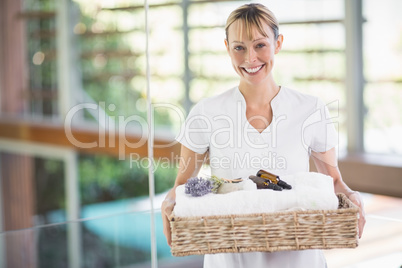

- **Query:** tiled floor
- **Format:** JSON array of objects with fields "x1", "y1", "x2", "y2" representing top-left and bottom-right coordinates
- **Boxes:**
[{"x1": 324, "y1": 193, "x2": 402, "y2": 268}]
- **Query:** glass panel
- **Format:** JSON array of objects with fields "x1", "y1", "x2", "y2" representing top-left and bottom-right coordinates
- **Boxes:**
[
  {"x1": 34, "y1": 157, "x2": 66, "y2": 225},
  {"x1": 78, "y1": 153, "x2": 176, "y2": 212},
  {"x1": 23, "y1": 0, "x2": 58, "y2": 118},
  {"x1": 0, "y1": 210, "x2": 203, "y2": 267},
  {"x1": 66, "y1": 0, "x2": 185, "y2": 150},
  {"x1": 363, "y1": 0, "x2": 402, "y2": 154},
  {"x1": 0, "y1": 152, "x2": 66, "y2": 230}
]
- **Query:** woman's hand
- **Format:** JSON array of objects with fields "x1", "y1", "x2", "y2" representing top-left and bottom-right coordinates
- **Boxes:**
[
  {"x1": 162, "y1": 197, "x2": 176, "y2": 246},
  {"x1": 348, "y1": 191, "x2": 366, "y2": 238}
]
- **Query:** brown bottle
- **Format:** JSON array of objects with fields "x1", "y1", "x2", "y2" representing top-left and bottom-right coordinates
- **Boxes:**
[
  {"x1": 256, "y1": 169, "x2": 279, "y2": 184},
  {"x1": 248, "y1": 175, "x2": 282, "y2": 191},
  {"x1": 256, "y1": 170, "x2": 292, "y2": 190}
]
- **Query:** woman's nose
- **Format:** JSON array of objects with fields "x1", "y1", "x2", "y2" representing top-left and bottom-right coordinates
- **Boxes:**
[{"x1": 245, "y1": 47, "x2": 257, "y2": 63}]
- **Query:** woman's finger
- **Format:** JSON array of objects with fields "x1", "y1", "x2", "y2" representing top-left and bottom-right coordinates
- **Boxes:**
[{"x1": 161, "y1": 199, "x2": 175, "y2": 246}]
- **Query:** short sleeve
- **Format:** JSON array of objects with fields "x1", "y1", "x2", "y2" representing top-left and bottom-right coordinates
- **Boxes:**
[
  {"x1": 303, "y1": 98, "x2": 338, "y2": 153},
  {"x1": 175, "y1": 100, "x2": 211, "y2": 154}
]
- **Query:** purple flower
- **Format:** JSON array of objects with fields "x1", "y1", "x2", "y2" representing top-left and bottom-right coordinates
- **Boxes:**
[{"x1": 185, "y1": 177, "x2": 213, "y2": 197}]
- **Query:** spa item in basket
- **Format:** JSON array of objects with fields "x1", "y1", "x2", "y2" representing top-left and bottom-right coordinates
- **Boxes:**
[
  {"x1": 217, "y1": 178, "x2": 247, "y2": 194},
  {"x1": 256, "y1": 169, "x2": 292, "y2": 189},
  {"x1": 222, "y1": 177, "x2": 243, "y2": 183},
  {"x1": 248, "y1": 175, "x2": 282, "y2": 191},
  {"x1": 184, "y1": 177, "x2": 213, "y2": 197},
  {"x1": 208, "y1": 175, "x2": 224, "y2": 193}
]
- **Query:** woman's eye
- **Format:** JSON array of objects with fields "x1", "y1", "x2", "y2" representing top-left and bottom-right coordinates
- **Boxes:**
[
  {"x1": 256, "y1": 43, "x2": 265, "y2": 48},
  {"x1": 234, "y1": 46, "x2": 244, "y2": 51}
]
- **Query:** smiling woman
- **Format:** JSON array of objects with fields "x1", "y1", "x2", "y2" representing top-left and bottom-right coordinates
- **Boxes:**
[{"x1": 161, "y1": 3, "x2": 366, "y2": 268}]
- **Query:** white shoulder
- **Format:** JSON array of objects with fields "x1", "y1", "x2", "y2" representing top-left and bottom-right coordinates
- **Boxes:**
[
  {"x1": 281, "y1": 87, "x2": 319, "y2": 108},
  {"x1": 189, "y1": 87, "x2": 237, "y2": 116}
]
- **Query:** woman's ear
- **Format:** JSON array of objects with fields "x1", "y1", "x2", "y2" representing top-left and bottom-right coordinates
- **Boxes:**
[
  {"x1": 274, "y1": 34, "x2": 284, "y2": 54},
  {"x1": 224, "y1": 38, "x2": 230, "y2": 53}
]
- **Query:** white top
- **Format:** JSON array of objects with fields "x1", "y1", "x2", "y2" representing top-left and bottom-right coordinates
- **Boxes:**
[{"x1": 176, "y1": 86, "x2": 337, "y2": 268}]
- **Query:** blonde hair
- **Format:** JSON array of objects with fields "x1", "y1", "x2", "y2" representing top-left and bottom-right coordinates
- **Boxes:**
[{"x1": 225, "y1": 3, "x2": 279, "y2": 41}]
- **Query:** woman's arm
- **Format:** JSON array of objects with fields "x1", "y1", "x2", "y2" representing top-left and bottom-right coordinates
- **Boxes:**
[
  {"x1": 311, "y1": 148, "x2": 366, "y2": 238},
  {"x1": 161, "y1": 144, "x2": 207, "y2": 246}
]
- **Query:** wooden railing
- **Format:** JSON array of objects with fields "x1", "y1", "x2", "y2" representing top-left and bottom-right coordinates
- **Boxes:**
[{"x1": 0, "y1": 117, "x2": 181, "y2": 159}]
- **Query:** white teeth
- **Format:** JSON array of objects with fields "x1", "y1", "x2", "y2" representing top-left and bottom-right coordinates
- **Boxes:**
[{"x1": 245, "y1": 65, "x2": 263, "y2": 73}]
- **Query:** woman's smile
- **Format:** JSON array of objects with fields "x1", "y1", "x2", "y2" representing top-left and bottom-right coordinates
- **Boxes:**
[{"x1": 243, "y1": 64, "x2": 265, "y2": 74}]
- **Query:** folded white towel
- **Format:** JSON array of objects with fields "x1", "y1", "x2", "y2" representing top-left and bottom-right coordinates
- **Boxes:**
[{"x1": 173, "y1": 172, "x2": 339, "y2": 217}]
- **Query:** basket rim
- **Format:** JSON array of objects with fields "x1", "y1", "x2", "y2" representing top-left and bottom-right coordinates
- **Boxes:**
[{"x1": 169, "y1": 193, "x2": 358, "y2": 222}]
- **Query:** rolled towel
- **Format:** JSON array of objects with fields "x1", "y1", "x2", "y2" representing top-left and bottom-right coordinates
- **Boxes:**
[{"x1": 173, "y1": 172, "x2": 339, "y2": 217}]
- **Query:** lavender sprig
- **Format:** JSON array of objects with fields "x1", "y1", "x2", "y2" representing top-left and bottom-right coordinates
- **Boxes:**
[{"x1": 185, "y1": 177, "x2": 213, "y2": 197}]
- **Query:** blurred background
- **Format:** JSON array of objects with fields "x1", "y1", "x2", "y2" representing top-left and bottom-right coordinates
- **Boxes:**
[{"x1": 0, "y1": 0, "x2": 401, "y2": 267}]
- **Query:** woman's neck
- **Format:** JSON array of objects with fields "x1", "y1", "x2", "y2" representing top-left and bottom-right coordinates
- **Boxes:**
[{"x1": 238, "y1": 78, "x2": 280, "y2": 106}]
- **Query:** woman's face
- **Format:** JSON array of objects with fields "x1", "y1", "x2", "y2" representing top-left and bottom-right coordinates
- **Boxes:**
[{"x1": 225, "y1": 20, "x2": 283, "y2": 87}]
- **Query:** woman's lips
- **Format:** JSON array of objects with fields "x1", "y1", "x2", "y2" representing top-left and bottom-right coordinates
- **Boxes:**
[{"x1": 243, "y1": 64, "x2": 264, "y2": 74}]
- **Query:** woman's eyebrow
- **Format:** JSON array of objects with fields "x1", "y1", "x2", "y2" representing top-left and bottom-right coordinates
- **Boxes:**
[{"x1": 232, "y1": 38, "x2": 266, "y2": 44}]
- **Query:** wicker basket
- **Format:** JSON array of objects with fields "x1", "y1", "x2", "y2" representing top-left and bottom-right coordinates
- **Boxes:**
[{"x1": 170, "y1": 193, "x2": 359, "y2": 257}]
